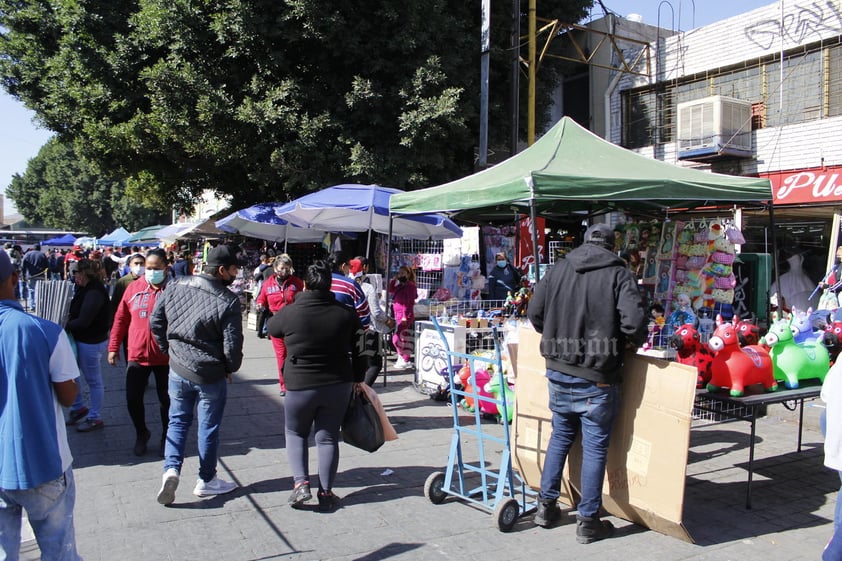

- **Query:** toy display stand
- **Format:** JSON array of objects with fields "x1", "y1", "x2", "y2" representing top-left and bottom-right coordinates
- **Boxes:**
[
  {"x1": 413, "y1": 320, "x2": 504, "y2": 398},
  {"x1": 422, "y1": 318, "x2": 536, "y2": 532}
]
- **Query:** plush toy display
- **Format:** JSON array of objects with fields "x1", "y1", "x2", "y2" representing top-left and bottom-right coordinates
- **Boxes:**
[
  {"x1": 669, "y1": 323, "x2": 714, "y2": 388},
  {"x1": 763, "y1": 317, "x2": 830, "y2": 389},
  {"x1": 707, "y1": 317, "x2": 777, "y2": 397},
  {"x1": 664, "y1": 293, "x2": 696, "y2": 340}
]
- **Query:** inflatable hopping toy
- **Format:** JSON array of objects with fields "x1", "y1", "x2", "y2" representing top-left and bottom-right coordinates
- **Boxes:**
[{"x1": 707, "y1": 317, "x2": 777, "y2": 397}]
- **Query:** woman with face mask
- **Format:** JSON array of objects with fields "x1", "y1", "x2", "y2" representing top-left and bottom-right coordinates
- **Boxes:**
[
  {"x1": 255, "y1": 254, "x2": 304, "y2": 395},
  {"x1": 486, "y1": 251, "x2": 522, "y2": 302},
  {"x1": 65, "y1": 258, "x2": 111, "y2": 432},
  {"x1": 107, "y1": 249, "x2": 171, "y2": 456}
]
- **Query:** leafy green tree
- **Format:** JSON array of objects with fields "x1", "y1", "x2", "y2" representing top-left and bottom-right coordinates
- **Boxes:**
[
  {"x1": 1, "y1": 0, "x2": 592, "y2": 212},
  {"x1": 7, "y1": 138, "x2": 167, "y2": 235}
]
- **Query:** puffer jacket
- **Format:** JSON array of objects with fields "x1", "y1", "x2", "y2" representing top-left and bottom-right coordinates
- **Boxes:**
[
  {"x1": 527, "y1": 242, "x2": 647, "y2": 384},
  {"x1": 150, "y1": 274, "x2": 243, "y2": 384}
]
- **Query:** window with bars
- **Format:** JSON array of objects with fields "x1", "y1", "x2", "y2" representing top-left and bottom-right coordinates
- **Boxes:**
[{"x1": 621, "y1": 40, "x2": 842, "y2": 147}]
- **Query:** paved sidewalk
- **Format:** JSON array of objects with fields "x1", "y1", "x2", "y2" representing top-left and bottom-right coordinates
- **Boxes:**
[{"x1": 20, "y1": 331, "x2": 840, "y2": 560}]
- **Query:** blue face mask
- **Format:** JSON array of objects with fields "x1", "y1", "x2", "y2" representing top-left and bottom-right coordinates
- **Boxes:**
[
  {"x1": 145, "y1": 269, "x2": 166, "y2": 285},
  {"x1": 497, "y1": 260, "x2": 507, "y2": 268}
]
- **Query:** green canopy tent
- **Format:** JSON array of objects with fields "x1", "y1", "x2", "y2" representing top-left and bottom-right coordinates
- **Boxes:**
[
  {"x1": 389, "y1": 116, "x2": 775, "y2": 281},
  {"x1": 126, "y1": 224, "x2": 168, "y2": 244},
  {"x1": 390, "y1": 116, "x2": 771, "y2": 215}
]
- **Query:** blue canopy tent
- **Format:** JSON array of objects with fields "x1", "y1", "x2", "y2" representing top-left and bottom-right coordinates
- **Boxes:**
[
  {"x1": 41, "y1": 233, "x2": 77, "y2": 246},
  {"x1": 272, "y1": 184, "x2": 462, "y2": 258},
  {"x1": 273, "y1": 184, "x2": 462, "y2": 240},
  {"x1": 97, "y1": 227, "x2": 131, "y2": 247},
  {"x1": 216, "y1": 204, "x2": 329, "y2": 243}
]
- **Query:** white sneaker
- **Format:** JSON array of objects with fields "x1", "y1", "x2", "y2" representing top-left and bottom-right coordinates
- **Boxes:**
[
  {"x1": 394, "y1": 358, "x2": 408, "y2": 369},
  {"x1": 157, "y1": 468, "x2": 179, "y2": 505},
  {"x1": 193, "y1": 476, "x2": 237, "y2": 497}
]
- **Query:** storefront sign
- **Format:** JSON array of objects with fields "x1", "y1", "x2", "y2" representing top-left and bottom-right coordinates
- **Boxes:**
[{"x1": 761, "y1": 166, "x2": 842, "y2": 205}]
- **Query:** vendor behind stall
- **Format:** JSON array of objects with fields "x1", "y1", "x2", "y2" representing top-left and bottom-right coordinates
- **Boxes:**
[{"x1": 487, "y1": 252, "x2": 521, "y2": 302}]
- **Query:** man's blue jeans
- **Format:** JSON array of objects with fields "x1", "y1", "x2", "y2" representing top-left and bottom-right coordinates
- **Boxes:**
[
  {"x1": 0, "y1": 468, "x2": 82, "y2": 561},
  {"x1": 26, "y1": 278, "x2": 40, "y2": 311},
  {"x1": 539, "y1": 375, "x2": 620, "y2": 518},
  {"x1": 164, "y1": 371, "x2": 228, "y2": 483}
]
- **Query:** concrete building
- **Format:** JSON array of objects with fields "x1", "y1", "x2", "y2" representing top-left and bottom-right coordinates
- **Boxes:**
[{"x1": 560, "y1": 0, "x2": 842, "y2": 289}]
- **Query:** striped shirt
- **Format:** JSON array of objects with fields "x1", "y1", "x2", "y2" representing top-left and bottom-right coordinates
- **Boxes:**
[{"x1": 330, "y1": 273, "x2": 371, "y2": 328}]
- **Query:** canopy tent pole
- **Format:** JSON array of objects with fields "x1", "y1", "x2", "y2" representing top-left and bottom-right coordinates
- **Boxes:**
[
  {"x1": 768, "y1": 201, "x2": 781, "y2": 318},
  {"x1": 529, "y1": 198, "x2": 541, "y2": 282},
  {"x1": 366, "y1": 230, "x2": 372, "y2": 259},
  {"x1": 382, "y1": 216, "x2": 395, "y2": 387}
]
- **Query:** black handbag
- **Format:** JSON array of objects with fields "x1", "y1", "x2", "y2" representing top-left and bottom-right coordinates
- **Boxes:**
[{"x1": 341, "y1": 388, "x2": 385, "y2": 452}]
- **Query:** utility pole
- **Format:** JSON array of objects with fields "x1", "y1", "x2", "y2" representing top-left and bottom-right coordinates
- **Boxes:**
[
  {"x1": 479, "y1": 0, "x2": 490, "y2": 168},
  {"x1": 510, "y1": 0, "x2": 520, "y2": 156},
  {"x1": 528, "y1": 0, "x2": 536, "y2": 145}
]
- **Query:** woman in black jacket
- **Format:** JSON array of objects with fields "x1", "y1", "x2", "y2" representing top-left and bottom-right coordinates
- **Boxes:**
[
  {"x1": 65, "y1": 258, "x2": 112, "y2": 432},
  {"x1": 267, "y1": 260, "x2": 364, "y2": 512}
]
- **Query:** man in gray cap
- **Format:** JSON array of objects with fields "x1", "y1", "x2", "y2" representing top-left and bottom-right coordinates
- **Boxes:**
[
  {"x1": 527, "y1": 222, "x2": 647, "y2": 543},
  {"x1": 150, "y1": 244, "x2": 244, "y2": 505}
]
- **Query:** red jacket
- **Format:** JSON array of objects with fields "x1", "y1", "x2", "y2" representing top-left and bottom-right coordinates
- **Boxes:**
[
  {"x1": 108, "y1": 276, "x2": 169, "y2": 365},
  {"x1": 256, "y1": 274, "x2": 303, "y2": 313}
]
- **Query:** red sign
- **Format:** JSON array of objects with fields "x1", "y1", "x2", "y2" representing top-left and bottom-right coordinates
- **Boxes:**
[
  {"x1": 517, "y1": 216, "x2": 545, "y2": 272},
  {"x1": 760, "y1": 166, "x2": 842, "y2": 205}
]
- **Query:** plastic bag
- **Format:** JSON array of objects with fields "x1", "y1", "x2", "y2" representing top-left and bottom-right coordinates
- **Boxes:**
[
  {"x1": 341, "y1": 386, "x2": 385, "y2": 452},
  {"x1": 360, "y1": 383, "x2": 398, "y2": 442}
]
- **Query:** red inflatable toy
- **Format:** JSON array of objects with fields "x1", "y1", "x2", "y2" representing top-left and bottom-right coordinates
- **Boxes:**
[
  {"x1": 669, "y1": 323, "x2": 714, "y2": 388},
  {"x1": 707, "y1": 317, "x2": 778, "y2": 397}
]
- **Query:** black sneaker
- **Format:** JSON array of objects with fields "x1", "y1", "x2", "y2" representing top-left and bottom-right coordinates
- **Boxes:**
[
  {"x1": 133, "y1": 429, "x2": 151, "y2": 456},
  {"x1": 288, "y1": 482, "x2": 312, "y2": 508},
  {"x1": 576, "y1": 515, "x2": 615, "y2": 544},
  {"x1": 317, "y1": 489, "x2": 340, "y2": 512},
  {"x1": 66, "y1": 406, "x2": 89, "y2": 426},
  {"x1": 534, "y1": 499, "x2": 561, "y2": 528}
]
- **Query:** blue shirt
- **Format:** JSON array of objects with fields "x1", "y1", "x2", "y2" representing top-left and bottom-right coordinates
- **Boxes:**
[{"x1": 0, "y1": 300, "x2": 80, "y2": 489}]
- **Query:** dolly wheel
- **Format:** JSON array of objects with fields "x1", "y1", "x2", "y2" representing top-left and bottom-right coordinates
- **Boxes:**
[
  {"x1": 495, "y1": 498, "x2": 520, "y2": 532},
  {"x1": 424, "y1": 471, "x2": 447, "y2": 504}
]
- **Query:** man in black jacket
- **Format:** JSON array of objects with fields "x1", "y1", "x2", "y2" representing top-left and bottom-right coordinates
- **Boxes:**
[
  {"x1": 21, "y1": 243, "x2": 49, "y2": 311},
  {"x1": 527, "y1": 223, "x2": 647, "y2": 543},
  {"x1": 151, "y1": 244, "x2": 244, "y2": 505}
]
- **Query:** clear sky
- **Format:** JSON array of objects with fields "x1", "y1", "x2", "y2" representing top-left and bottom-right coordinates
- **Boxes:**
[{"x1": 1, "y1": 0, "x2": 777, "y2": 219}]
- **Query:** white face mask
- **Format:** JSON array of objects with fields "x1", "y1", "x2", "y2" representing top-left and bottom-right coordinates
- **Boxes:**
[{"x1": 131, "y1": 264, "x2": 145, "y2": 277}]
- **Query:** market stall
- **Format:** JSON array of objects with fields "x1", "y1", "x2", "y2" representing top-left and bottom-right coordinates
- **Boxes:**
[{"x1": 390, "y1": 116, "x2": 775, "y2": 540}]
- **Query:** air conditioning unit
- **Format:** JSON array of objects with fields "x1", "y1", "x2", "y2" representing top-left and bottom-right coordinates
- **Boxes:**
[{"x1": 677, "y1": 96, "x2": 753, "y2": 161}]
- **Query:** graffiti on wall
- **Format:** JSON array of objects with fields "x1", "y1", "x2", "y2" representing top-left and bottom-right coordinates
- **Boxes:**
[{"x1": 744, "y1": 1, "x2": 842, "y2": 50}]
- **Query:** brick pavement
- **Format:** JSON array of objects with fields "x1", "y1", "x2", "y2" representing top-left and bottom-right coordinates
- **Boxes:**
[{"x1": 17, "y1": 331, "x2": 840, "y2": 561}]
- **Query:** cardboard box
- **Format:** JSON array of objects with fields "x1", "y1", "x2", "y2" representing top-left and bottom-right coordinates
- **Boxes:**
[{"x1": 513, "y1": 326, "x2": 696, "y2": 542}]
